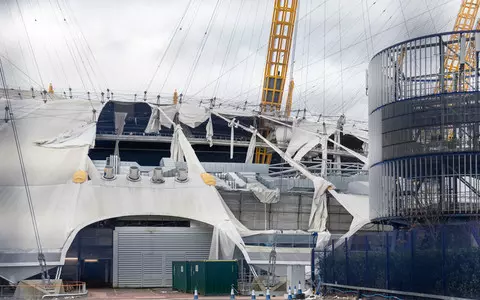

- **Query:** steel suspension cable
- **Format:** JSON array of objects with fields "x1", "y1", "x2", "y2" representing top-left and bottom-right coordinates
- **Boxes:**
[
  {"x1": 146, "y1": 0, "x2": 194, "y2": 92},
  {"x1": 183, "y1": 0, "x2": 221, "y2": 98},
  {"x1": 212, "y1": 0, "x2": 246, "y2": 97},
  {"x1": 0, "y1": 58, "x2": 49, "y2": 281},
  {"x1": 201, "y1": 0, "x2": 232, "y2": 99},
  {"x1": 15, "y1": 0, "x2": 45, "y2": 89},
  {"x1": 63, "y1": 0, "x2": 109, "y2": 90},
  {"x1": 159, "y1": 0, "x2": 201, "y2": 95}
]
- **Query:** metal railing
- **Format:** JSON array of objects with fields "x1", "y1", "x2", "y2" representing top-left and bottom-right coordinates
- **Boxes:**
[
  {"x1": 369, "y1": 30, "x2": 480, "y2": 113},
  {"x1": 0, "y1": 281, "x2": 87, "y2": 299}
]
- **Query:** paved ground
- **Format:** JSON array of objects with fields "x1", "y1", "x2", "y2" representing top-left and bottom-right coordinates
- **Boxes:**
[
  {"x1": 86, "y1": 289, "x2": 355, "y2": 300},
  {"x1": 87, "y1": 288, "x2": 280, "y2": 299}
]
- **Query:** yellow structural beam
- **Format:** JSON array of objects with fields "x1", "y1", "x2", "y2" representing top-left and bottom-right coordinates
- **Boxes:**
[
  {"x1": 260, "y1": 0, "x2": 298, "y2": 112},
  {"x1": 255, "y1": 0, "x2": 298, "y2": 164},
  {"x1": 439, "y1": 0, "x2": 480, "y2": 92}
]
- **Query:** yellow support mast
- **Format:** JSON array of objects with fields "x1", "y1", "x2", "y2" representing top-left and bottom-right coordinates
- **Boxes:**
[
  {"x1": 438, "y1": 0, "x2": 480, "y2": 93},
  {"x1": 256, "y1": 0, "x2": 298, "y2": 164},
  {"x1": 260, "y1": 0, "x2": 298, "y2": 113},
  {"x1": 284, "y1": 0, "x2": 300, "y2": 118}
]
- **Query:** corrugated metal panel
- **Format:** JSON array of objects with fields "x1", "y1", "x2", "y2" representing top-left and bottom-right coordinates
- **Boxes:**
[{"x1": 113, "y1": 227, "x2": 212, "y2": 288}]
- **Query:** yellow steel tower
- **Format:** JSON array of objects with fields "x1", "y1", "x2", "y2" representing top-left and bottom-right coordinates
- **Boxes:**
[
  {"x1": 256, "y1": 0, "x2": 298, "y2": 164},
  {"x1": 439, "y1": 0, "x2": 480, "y2": 92},
  {"x1": 260, "y1": 0, "x2": 298, "y2": 113}
]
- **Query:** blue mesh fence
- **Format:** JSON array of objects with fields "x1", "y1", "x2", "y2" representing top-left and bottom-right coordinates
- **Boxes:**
[{"x1": 316, "y1": 223, "x2": 480, "y2": 298}]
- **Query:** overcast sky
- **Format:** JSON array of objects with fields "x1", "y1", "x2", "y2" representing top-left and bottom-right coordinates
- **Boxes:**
[{"x1": 0, "y1": 0, "x2": 461, "y2": 120}]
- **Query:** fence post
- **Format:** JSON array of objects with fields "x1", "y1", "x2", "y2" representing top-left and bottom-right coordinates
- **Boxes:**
[
  {"x1": 385, "y1": 231, "x2": 390, "y2": 290},
  {"x1": 345, "y1": 237, "x2": 349, "y2": 285},
  {"x1": 365, "y1": 235, "x2": 369, "y2": 287},
  {"x1": 332, "y1": 240, "x2": 336, "y2": 284},
  {"x1": 442, "y1": 224, "x2": 446, "y2": 295},
  {"x1": 323, "y1": 246, "x2": 327, "y2": 283},
  {"x1": 410, "y1": 230, "x2": 415, "y2": 291},
  {"x1": 311, "y1": 248, "x2": 315, "y2": 290}
]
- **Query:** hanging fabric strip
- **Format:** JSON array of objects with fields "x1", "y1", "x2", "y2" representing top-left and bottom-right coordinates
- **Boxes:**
[
  {"x1": 170, "y1": 125, "x2": 185, "y2": 162},
  {"x1": 206, "y1": 114, "x2": 213, "y2": 147},
  {"x1": 228, "y1": 118, "x2": 236, "y2": 159},
  {"x1": 245, "y1": 129, "x2": 257, "y2": 163}
]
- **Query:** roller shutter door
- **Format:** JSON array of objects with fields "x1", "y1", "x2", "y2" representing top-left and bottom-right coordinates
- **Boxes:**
[{"x1": 113, "y1": 227, "x2": 212, "y2": 287}]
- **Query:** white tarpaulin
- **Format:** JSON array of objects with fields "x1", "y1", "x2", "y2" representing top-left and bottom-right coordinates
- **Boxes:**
[
  {"x1": 329, "y1": 190, "x2": 370, "y2": 232},
  {"x1": 293, "y1": 135, "x2": 322, "y2": 161},
  {"x1": 114, "y1": 112, "x2": 127, "y2": 135},
  {"x1": 308, "y1": 178, "x2": 331, "y2": 232},
  {"x1": 209, "y1": 224, "x2": 237, "y2": 260},
  {"x1": 275, "y1": 126, "x2": 292, "y2": 146},
  {"x1": 35, "y1": 122, "x2": 96, "y2": 149},
  {"x1": 316, "y1": 231, "x2": 331, "y2": 249},
  {"x1": 228, "y1": 118, "x2": 237, "y2": 159},
  {"x1": 212, "y1": 108, "x2": 255, "y2": 117},
  {"x1": 170, "y1": 125, "x2": 185, "y2": 163},
  {"x1": 0, "y1": 99, "x2": 101, "y2": 186},
  {"x1": 206, "y1": 115, "x2": 213, "y2": 147},
  {"x1": 347, "y1": 181, "x2": 369, "y2": 195},
  {"x1": 247, "y1": 182, "x2": 280, "y2": 204},
  {"x1": 285, "y1": 119, "x2": 335, "y2": 160},
  {"x1": 145, "y1": 104, "x2": 178, "y2": 132},
  {"x1": 245, "y1": 130, "x2": 257, "y2": 163},
  {"x1": 178, "y1": 103, "x2": 209, "y2": 128}
]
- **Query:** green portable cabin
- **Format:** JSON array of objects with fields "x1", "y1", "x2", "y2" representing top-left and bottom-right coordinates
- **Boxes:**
[
  {"x1": 172, "y1": 261, "x2": 191, "y2": 292},
  {"x1": 189, "y1": 260, "x2": 238, "y2": 296}
]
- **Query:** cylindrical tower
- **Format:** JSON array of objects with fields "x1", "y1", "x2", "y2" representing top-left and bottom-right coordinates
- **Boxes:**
[{"x1": 369, "y1": 30, "x2": 480, "y2": 223}]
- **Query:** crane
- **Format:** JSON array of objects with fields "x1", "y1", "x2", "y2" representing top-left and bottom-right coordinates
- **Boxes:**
[{"x1": 255, "y1": 0, "x2": 298, "y2": 164}]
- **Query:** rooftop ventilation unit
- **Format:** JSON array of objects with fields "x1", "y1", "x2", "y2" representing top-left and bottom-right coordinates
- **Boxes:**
[
  {"x1": 127, "y1": 166, "x2": 141, "y2": 182},
  {"x1": 103, "y1": 166, "x2": 116, "y2": 180},
  {"x1": 175, "y1": 167, "x2": 189, "y2": 183},
  {"x1": 151, "y1": 167, "x2": 165, "y2": 184}
]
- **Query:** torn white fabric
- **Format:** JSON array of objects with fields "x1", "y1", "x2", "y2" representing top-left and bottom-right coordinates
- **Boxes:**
[
  {"x1": 206, "y1": 115, "x2": 213, "y2": 147},
  {"x1": 347, "y1": 181, "x2": 369, "y2": 195},
  {"x1": 331, "y1": 218, "x2": 371, "y2": 250},
  {"x1": 114, "y1": 112, "x2": 127, "y2": 135},
  {"x1": 144, "y1": 106, "x2": 160, "y2": 133},
  {"x1": 209, "y1": 226, "x2": 236, "y2": 260},
  {"x1": 212, "y1": 108, "x2": 255, "y2": 117},
  {"x1": 316, "y1": 231, "x2": 331, "y2": 249},
  {"x1": 328, "y1": 190, "x2": 370, "y2": 250},
  {"x1": 285, "y1": 119, "x2": 335, "y2": 159},
  {"x1": 145, "y1": 105, "x2": 178, "y2": 132},
  {"x1": 178, "y1": 103, "x2": 209, "y2": 128},
  {"x1": 328, "y1": 190, "x2": 370, "y2": 229},
  {"x1": 228, "y1": 118, "x2": 237, "y2": 160},
  {"x1": 35, "y1": 122, "x2": 96, "y2": 149},
  {"x1": 293, "y1": 135, "x2": 322, "y2": 161},
  {"x1": 308, "y1": 178, "x2": 331, "y2": 232},
  {"x1": 245, "y1": 130, "x2": 257, "y2": 163},
  {"x1": 170, "y1": 125, "x2": 185, "y2": 163},
  {"x1": 0, "y1": 99, "x2": 101, "y2": 186},
  {"x1": 275, "y1": 126, "x2": 292, "y2": 146},
  {"x1": 247, "y1": 182, "x2": 280, "y2": 204}
]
